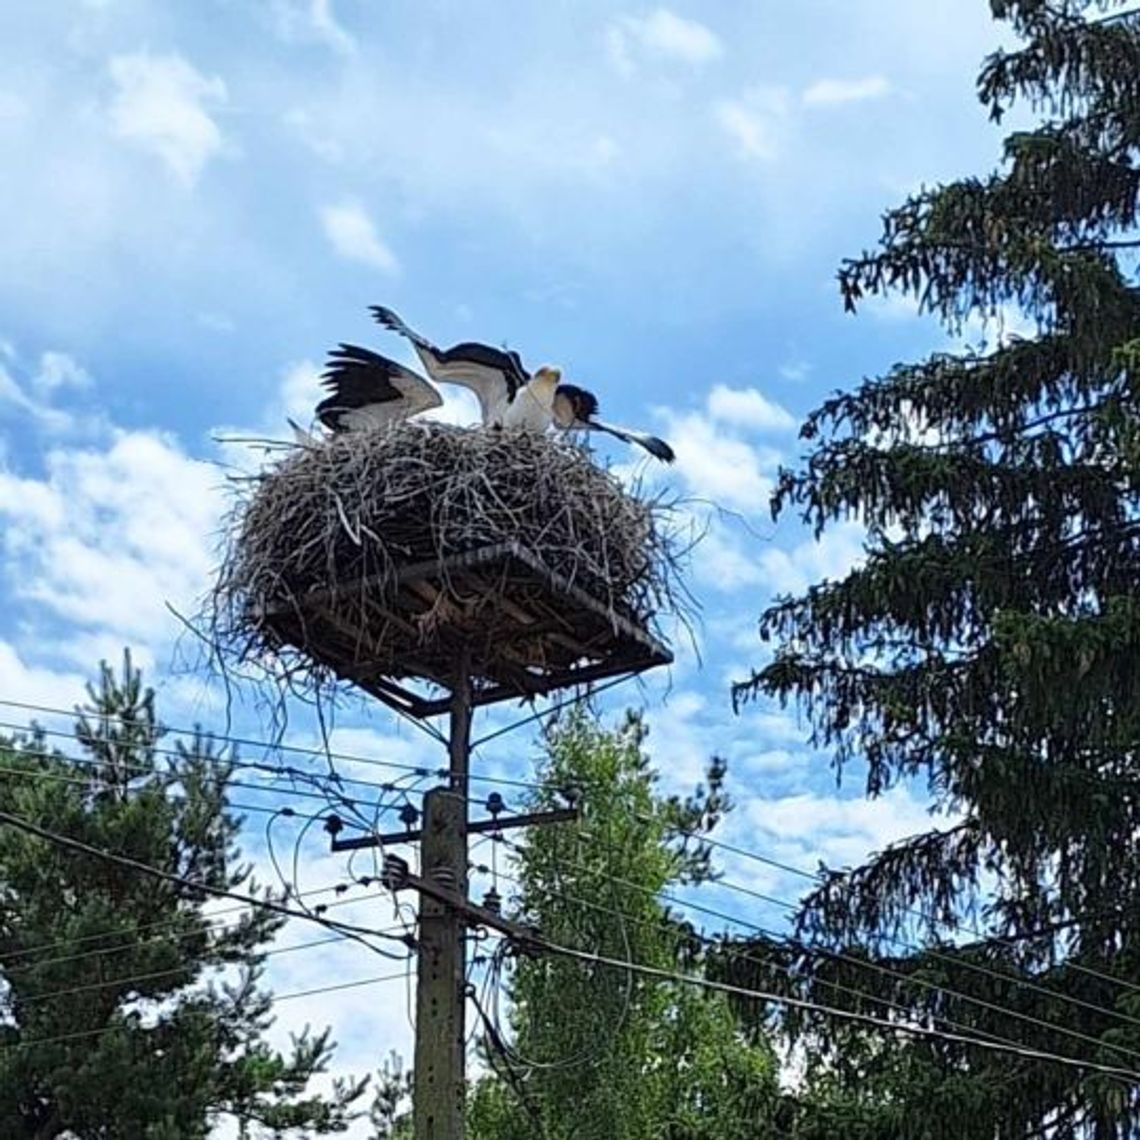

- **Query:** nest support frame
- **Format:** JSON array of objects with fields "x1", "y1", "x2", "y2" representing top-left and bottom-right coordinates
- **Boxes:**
[{"x1": 258, "y1": 541, "x2": 672, "y2": 719}]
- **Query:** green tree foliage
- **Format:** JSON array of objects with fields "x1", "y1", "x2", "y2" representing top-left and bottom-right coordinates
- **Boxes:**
[
  {"x1": 466, "y1": 711, "x2": 778, "y2": 1140},
  {"x1": 724, "y1": 2, "x2": 1140, "y2": 1136},
  {"x1": 0, "y1": 654, "x2": 366, "y2": 1138},
  {"x1": 369, "y1": 1052, "x2": 412, "y2": 1139}
]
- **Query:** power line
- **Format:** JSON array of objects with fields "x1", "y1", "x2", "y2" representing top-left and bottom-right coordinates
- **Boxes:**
[
  {"x1": 0, "y1": 753, "x2": 322, "y2": 822},
  {"x1": 634, "y1": 840, "x2": 1140, "y2": 1036},
  {"x1": 0, "y1": 757, "x2": 421, "y2": 967},
  {"x1": 0, "y1": 770, "x2": 417, "y2": 972},
  {"x1": 0, "y1": 699, "x2": 581, "y2": 850},
  {"x1": 0, "y1": 696, "x2": 551, "y2": 792},
  {"x1": 24, "y1": 715, "x2": 1121, "y2": 1062},
  {"x1": 0, "y1": 717, "x2": 443, "y2": 811},
  {"x1": 0, "y1": 875, "x2": 367, "y2": 969},
  {"x1": 0, "y1": 968, "x2": 411, "y2": 1053},
  {"x1": 496, "y1": 833, "x2": 1140, "y2": 1045},
  {"x1": 668, "y1": 820, "x2": 1140, "y2": 998},
  {"x1": 17, "y1": 693, "x2": 1140, "y2": 1073},
  {"x1": 481, "y1": 866, "x2": 1011, "y2": 1064},
  {"x1": 469, "y1": 671, "x2": 637, "y2": 750},
  {"x1": 2, "y1": 883, "x2": 386, "y2": 974},
  {"x1": 484, "y1": 855, "x2": 1140, "y2": 1069},
  {"x1": 0, "y1": 810, "x2": 412, "y2": 957},
  {"x1": 8, "y1": 926, "x2": 410, "y2": 1007},
  {"x1": 534, "y1": 937, "x2": 1140, "y2": 1085}
]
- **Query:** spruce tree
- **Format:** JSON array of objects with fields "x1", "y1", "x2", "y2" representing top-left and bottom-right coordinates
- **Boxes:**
[
  {"x1": 0, "y1": 655, "x2": 367, "y2": 1138},
  {"x1": 727, "y1": 3, "x2": 1140, "y2": 1136}
]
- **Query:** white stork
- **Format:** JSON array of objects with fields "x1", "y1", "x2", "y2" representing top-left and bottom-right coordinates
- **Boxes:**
[
  {"x1": 370, "y1": 306, "x2": 675, "y2": 462},
  {"x1": 313, "y1": 343, "x2": 442, "y2": 433},
  {"x1": 552, "y1": 383, "x2": 676, "y2": 463}
]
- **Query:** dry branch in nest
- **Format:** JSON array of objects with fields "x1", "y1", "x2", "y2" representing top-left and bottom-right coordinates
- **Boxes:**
[{"x1": 209, "y1": 422, "x2": 688, "y2": 714}]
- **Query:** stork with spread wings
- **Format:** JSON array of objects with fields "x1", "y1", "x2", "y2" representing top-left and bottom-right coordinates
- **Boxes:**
[
  {"x1": 314, "y1": 344, "x2": 441, "y2": 432},
  {"x1": 371, "y1": 305, "x2": 674, "y2": 461},
  {"x1": 298, "y1": 307, "x2": 674, "y2": 463}
]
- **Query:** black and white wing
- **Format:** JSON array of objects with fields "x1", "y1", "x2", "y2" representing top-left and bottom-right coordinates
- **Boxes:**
[
  {"x1": 316, "y1": 344, "x2": 442, "y2": 433},
  {"x1": 553, "y1": 383, "x2": 675, "y2": 463},
  {"x1": 370, "y1": 305, "x2": 529, "y2": 426}
]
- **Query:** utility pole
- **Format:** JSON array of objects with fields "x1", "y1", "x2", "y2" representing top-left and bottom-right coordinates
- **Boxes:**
[
  {"x1": 412, "y1": 786, "x2": 467, "y2": 1140},
  {"x1": 327, "y1": 667, "x2": 577, "y2": 1140},
  {"x1": 413, "y1": 663, "x2": 471, "y2": 1140}
]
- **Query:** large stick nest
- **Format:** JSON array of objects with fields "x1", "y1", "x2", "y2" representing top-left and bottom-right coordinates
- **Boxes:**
[{"x1": 209, "y1": 422, "x2": 687, "y2": 706}]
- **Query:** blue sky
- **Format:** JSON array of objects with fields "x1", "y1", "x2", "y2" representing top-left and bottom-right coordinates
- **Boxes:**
[{"x1": 0, "y1": 1, "x2": 1023, "y2": 1131}]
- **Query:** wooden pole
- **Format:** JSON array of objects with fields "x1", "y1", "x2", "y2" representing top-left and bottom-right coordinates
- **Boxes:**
[
  {"x1": 413, "y1": 669, "x2": 472, "y2": 1140},
  {"x1": 448, "y1": 656, "x2": 472, "y2": 798}
]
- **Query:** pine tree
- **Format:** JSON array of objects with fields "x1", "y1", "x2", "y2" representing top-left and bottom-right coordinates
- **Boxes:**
[
  {"x1": 727, "y1": 3, "x2": 1140, "y2": 1136},
  {"x1": 0, "y1": 654, "x2": 367, "y2": 1138}
]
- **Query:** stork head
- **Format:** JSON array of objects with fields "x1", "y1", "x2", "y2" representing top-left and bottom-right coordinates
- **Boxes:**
[{"x1": 532, "y1": 365, "x2": 562, "y2": 390}]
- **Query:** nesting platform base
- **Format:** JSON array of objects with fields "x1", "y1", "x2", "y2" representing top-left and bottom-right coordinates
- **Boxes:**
[{"x1": 260, "y1": 541, "x2": 672, "y2": 718}]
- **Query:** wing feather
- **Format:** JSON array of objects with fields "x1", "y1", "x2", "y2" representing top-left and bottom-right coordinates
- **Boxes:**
[
  {"x1": 316, "y1": 344, "x2": 442, "y2": 432},
  {"x1": 371, "y1": 305, "x2": 528, "y2": 425}
]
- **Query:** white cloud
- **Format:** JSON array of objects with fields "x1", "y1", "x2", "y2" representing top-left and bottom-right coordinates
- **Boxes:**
[
  {"x1": 959, "y1": 305, "x2": 1039, "y2": 349},
  {"x1": 32, "y1": 351, "x2": 92, "y2": 395},
  {"x1": 757, "y1": 522, "x2": 866, "y2": 596},
  {"x1": 0, "y1": 91, "x2": 27, "y2": 124},
  {"x1": 309, "y1": 0, "x2": 355, "y2": 54},
  {"x1": 690, "y1": 519, "x2": 766, "y2": 593},
  {"x1": 107, "y1": 51, "x2": 228, "y2": 186},
  {"x1": 655, "y1": 385, "x2": 790, "y2": 515},
  {"x1": 645, "y1": 690, "x2": 716, "y2": 789},
  {"x1": 423, "y1": 383, "x2": 482, "y2": 428},
  {"x1": 272, "y1": 0, "x2": 356, "y2": 55},
  {"x1": 0, "y1": 359, "x2": 84, "y2": 435},
  {"x1": 0, "y1": 364, "x2": 35, "y2": 414},
  {"x1": 864, "y1": 291, "x2": 926, "y2": 322},
  {"x1": 715, "y1": 86, "x2": 790, "y2": 162},
  {"x1": 0, "y1": 430, "x2": 222, "y2": 648},
  {"x1": 604, "y1": 25, "x2": 636, "y2": 78},
  {"x1": 275, "y1": 359, "x2": 325, "y2": 428},
  {"x1": 802, "y1": 75, "x2": 891, "y2": 107},
  {"x1": 739, "y1": 783, "x2": 940, "y2": 872},
  {"x1": 196, "y1": 312, "x2": 236, "y2": 334},
  {"x1": 0, "y1": 642, "x2": 88, "y2": 712},
  {"x1": 319, "y1": 201, "x2": 400, "y2": 274},
  {"x1": 663, "y1": 410, "x2": 775, "y2": 512},
  {"x1": 212, "y1": 359, "x2": 325, "y2": 469},
  {"x1": 707, "y1": 385, "x2": 796, "y2": 432},
  {"x1": 607, "y1": 9, "x2": 723, "y2": 74},
  {"x1": 592, "y1": 134, "x2": 621, "y2": 167}
]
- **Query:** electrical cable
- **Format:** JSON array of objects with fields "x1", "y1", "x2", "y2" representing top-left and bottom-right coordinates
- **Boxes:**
[
  {"x1": 0, "y1": 719, "x2": 443, "y2": 815},
  {"x1": 15, "y1": 693, "x2": 1140, "y2": 1079},
  {"x1": 469, "y1": 671, "x2": 637, "y2": 750},
  {"x1": 0, "y1": 810, "x2": 413, "y2": 958},
  {"x1": 0, "y1": 696, "x2": 551, "y2": 791},
  {"x1": 0, "y1": 968, "x2": 412, "y2": 1053},
  {"x1": 657, "y1": 818, "x2": 1140, "y2": 999},
  {"x1": 531, "y1": 936, "x2": 1140, "y2": 1085},
  {"x1": 8, "y1": 925, "x2": 411, "y2": 1007},
  {"x1": 494, "y1": 835, "x2": 1140, "y2": 1064},
  {"x1": 0, "y1": 875, "x2": 372, "y2": 969},
  {"x1": 2, "y1": 883, "x2": 385, "y2": 974},
  {"x1": 469, "y1": 976, "x2": 548, "y2": 1136},
  {"x1": 487, "y1": 858, "x2": 1140, "y2": 1071},
  {"x1": 0, "y1": 754, "x2": 317, "y2": 821}
]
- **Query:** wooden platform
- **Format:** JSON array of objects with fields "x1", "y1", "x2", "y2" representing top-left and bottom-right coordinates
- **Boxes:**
[{"x1": 259, "y1": 542, "x2": 672, "y2": 718}]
